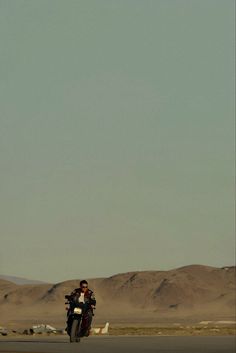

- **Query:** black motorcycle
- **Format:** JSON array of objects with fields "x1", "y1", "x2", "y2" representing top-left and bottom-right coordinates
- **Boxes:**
[{"x1": 65, "y1": 294, "x2": 91, "y2": 343}]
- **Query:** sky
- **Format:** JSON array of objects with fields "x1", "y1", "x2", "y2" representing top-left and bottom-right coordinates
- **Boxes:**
[{"x1": 0, "y1": 0, "x2": 235, "y2": 283}]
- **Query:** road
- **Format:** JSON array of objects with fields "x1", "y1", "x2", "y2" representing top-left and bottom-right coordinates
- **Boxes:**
[{"x1": 0, "y1": 335, "x2": 235, "y2": 353}]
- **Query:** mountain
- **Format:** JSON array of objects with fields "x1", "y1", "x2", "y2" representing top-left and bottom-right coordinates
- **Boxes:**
[
  {"x1": 0, "y1": 265, "x2": 235, "y2": 328},
  {"x1": 0, "y1": 275, "x2": 48, "y2": 285}
]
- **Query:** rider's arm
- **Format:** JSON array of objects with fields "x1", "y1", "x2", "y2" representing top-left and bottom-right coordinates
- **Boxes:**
[{"x1": 90, "y1": 291, "x2": 96, "y2": 307}]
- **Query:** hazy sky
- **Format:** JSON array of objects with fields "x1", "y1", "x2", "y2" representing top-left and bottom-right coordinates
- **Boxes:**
[{"x1": 0, "y1": 0, "x2": 235, "y2": 282}]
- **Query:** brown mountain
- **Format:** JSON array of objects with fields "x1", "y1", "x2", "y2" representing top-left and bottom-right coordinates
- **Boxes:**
[{"x1": 0, "y1": 265, "x2": 235, "y2": 328}]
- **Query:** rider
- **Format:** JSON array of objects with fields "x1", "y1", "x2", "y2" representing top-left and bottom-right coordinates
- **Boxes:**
[{"x1": 68, "y1": 280, "x2": 96, "y2": 336}]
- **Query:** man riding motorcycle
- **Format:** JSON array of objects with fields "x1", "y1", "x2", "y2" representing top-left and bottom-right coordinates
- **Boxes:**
[{"x1": 66, "y1": 280, "x2": 96, "y2": 337}]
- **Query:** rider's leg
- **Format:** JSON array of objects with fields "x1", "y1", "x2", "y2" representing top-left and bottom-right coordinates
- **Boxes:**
[{"x1": 85, "y1": 310, "x2": 93, "y2": 336}]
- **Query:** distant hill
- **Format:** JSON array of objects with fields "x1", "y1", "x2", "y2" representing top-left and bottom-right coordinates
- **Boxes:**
[
  {"x1": 0, "y1": 275, "x2": 48, "y2": 285},
  {"x1": 0, "y1": 265, "x2": 235, "y2": 328}
]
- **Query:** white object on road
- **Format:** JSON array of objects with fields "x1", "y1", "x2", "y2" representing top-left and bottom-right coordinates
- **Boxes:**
[
  {"x1": 31, "y1": 324, "x2": 57, "y2": 334},
  {"x1": 91, "y1": 322, "x2": 109, "y2": 335}
]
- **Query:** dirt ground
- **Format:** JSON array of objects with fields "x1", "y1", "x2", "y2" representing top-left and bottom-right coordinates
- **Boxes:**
[
  {"x1": 109, "y1": 325, "x2": 236, "y2": 336},
  {"x1": 2, "y1": 323, "x2": 235, "y2": 337}
]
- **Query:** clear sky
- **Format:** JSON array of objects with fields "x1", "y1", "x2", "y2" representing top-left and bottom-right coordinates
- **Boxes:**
[{"x1": 0, "y1": 0, "x2": 235, "y2": 282}]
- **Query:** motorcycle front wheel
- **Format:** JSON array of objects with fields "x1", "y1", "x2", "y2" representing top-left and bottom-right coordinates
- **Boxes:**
[{"x1": 70, "y1": 318, "x2": 82, "y2": 343}]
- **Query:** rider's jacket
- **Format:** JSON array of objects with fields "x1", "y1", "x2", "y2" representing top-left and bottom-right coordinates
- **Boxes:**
[{"x1": 70, "y1": 288, "x2": 96, "y2": 308}]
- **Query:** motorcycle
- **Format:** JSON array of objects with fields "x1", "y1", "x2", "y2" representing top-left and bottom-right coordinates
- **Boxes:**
[{"x1": 65, "y1": 294, "x2": 92, "y2": 343}]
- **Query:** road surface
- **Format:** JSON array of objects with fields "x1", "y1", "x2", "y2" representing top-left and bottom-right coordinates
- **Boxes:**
[{"x1": 0, "y1": 335, "x2": 235, "y2": 353}]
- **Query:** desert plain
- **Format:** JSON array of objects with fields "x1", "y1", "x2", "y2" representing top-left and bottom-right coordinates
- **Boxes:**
[{"x1": 0, "y1": 265, "x2": 235, "y2": 335}]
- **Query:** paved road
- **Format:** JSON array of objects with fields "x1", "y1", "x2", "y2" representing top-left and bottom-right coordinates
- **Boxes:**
[{"x1": 0, "y1": 336, "x2": 235, "y2": 353}]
